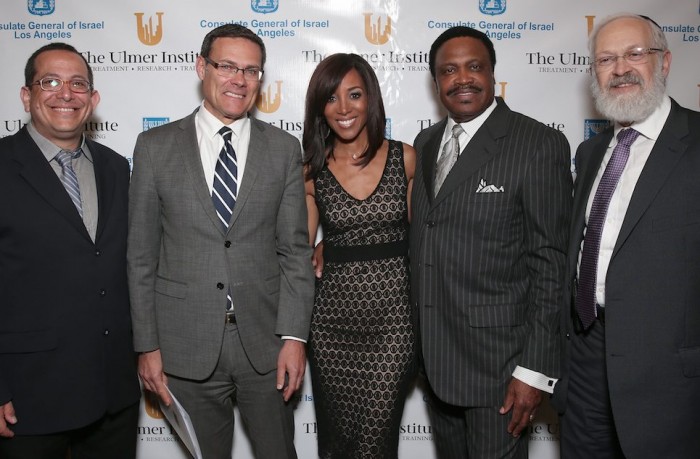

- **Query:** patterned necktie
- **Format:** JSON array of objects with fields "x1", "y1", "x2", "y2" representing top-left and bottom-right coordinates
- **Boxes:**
[
  {"x1": 212, "y1": 127, "x2": 238, "y2": 230},
  {"x1": 55, "y1": 148, "x2": 83, "y2": 217},
  {"x1": 576, "y1": 128, "x2": 640, "y2": 329},
  {"x1": 434, "y1": 123, "x2": 464, "y2": 196}
]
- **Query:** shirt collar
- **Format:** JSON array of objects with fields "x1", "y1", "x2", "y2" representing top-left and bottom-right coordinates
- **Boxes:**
[
  {"x1": 27, "y1": 121, "x2": 90, "y2": 162},
  {"x1": 444, "y1": 97, "x2": 498, "y2": 143},
  {"x1": 196, "y1": 101, "x2": 249, "y2": 140}
]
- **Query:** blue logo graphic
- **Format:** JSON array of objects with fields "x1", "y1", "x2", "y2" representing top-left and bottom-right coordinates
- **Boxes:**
[
  {"x1": 143, "y1": 117, "x2": 170, "y2": 131},
  {"x1": 28, "y1": 0, "x2": 55, "y2": 16},
  {"x1": 251, "y1": 0, "x2": 278, "y2": 14},
  {"x1": 384, "y1": 118, "x2": 392, "y2": 139},
  {"x1": 584, "y1": 119, "x2": 611, "y2": 140},
  {"x1": 479, "y1": 0, "x2": 506, "y2": 16}
]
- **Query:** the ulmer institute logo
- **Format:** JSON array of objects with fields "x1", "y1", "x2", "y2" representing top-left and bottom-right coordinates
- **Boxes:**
[
  {"x1": 251, "y1": 0, "x2": 279, "y2": 14},
  {"x1": 257, "y1": 81, "x2": 282, "y2": 113},
  {"x1": 479, "y1": 0, "x2": 506, "y2": 16},
  {"x1": 135, "y1": 12, "x2": 164, "y2": 46},
  {"x1": 364, "y1": 13, "x2": 391, "y2": 45},
  {"x1": 28, "y1": 0, "x2": 55, "y2": 16}
]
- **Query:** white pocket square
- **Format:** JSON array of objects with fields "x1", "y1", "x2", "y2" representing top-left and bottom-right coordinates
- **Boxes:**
[{"x1": 476, "y1": 178, "x2": 504, "y2": 193}]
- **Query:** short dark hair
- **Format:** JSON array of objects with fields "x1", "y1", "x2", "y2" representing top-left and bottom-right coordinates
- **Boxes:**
[
  {"x1": 302, "y1": 53, "x2": 386, "y2": 179},
  {"x1": 24, "y1": 42, "x2": 94, "y2": 87},
  {"x1": 429, "y1": 26, "x2": 496, "y2": 79},
  {"x1": 200, "y1": 24, "x2": 266, "y2": 68}
]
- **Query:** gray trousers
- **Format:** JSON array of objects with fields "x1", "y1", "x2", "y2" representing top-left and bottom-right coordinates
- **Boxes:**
[{"x1": 168, "y1": 324, "x2": 296, "y2": 459}]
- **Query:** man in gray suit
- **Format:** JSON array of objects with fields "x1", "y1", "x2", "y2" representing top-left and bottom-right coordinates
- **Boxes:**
[
  {"x1": 552, "y1": 14, "x2": 700, "y2": 459},
  {"x1": 128, "y1": 24, "x2": 314, "y2": 459},
  {"x1": 410, "y1": 27, "x2": 571, "y2": 457}
]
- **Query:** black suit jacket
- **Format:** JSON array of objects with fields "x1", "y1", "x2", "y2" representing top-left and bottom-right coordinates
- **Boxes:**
[
  {"x1": 0, "y1": 126, "x2": 140, "y2": 435},
  {"x1": 552, "y1": 99, "x2": 700, "y2": 458},
  {"x1": 410, "y1": 98, "x2": 572, "y2": 406}
]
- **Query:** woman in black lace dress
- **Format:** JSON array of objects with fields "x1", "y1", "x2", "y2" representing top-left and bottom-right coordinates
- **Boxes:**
[{"x1": 302, "y1": 53, "x2": 417, "y2": 458}]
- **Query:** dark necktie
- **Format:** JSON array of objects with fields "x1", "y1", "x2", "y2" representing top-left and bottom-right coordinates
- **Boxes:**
[
  {"x1": 434, "y1": 124, "x2": 465, "y2": 196},
  {"x1": 212, "y1": 127, "x2": 238, "y2": 230},
  {"x1": 55, "y1": 148, "x2": 83, "y2": 217},
  {"x1": 212, "y1": 127, "x2": 238, "y2": 312},
  {"x1": 576, "y1": 128, "x2": 640, "y2": 329}
]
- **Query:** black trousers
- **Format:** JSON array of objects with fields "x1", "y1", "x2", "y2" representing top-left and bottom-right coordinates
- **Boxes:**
[
  {"x1": 0, "y1": 402, "x2": 139, "y2": 459},
  {"x1": 560, "y1": 318, "x2": 625, "y2": 459}
]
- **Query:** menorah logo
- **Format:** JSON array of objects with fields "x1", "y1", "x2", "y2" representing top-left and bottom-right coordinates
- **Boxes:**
[
  {"x1": 135, "y1": 12, "x2": 164, "y2": 46},
  {"x1": 257, "y1": 81, "x2": 283, "y2": 113},
  {"x1": 364, "y1": 13, "x2": 392, "y2": 45}
]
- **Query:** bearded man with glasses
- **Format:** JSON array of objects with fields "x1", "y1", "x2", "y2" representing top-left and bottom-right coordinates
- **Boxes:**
[
  {"x1": 552, "y1": 13, "x2": 700, "y2": 459},
  {"x1": 0, "y1": 42, "x2": 140, "y2": 459}
]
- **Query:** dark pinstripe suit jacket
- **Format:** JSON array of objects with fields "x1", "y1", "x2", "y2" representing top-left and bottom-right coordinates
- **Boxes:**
[{"x1": 410, "y1": 97, "x2": 572, "y2": 407}]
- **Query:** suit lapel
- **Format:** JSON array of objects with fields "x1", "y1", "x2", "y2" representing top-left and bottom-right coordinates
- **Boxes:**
[
  {"x1": 231, "y1": 118, "x2": 264, "y2": 227},
  {"x1": 432, "y1": 99, "x2": 508, "y2": 208},
  {"x1": 612, "y1": 102, "x2": 689, "y2": 256},
  {"x1": 14, "y1": 128, "x2": 91, "y2": 240},
  {"x1": 421, "y1": 119, "x2": 446, "y2": 202},
  {"x1": 177, "y1": 112, "x2": 225, "y2": 233},
  {"x1": 90, "y1": 140, "x2": 115, "y2": 243},
  {"x1": 568, "y1": 130, "x2": 612, "y2": 269}
]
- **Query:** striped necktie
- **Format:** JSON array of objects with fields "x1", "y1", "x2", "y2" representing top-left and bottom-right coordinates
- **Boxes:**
[
  {"x1": 212, "y1": 127, "x2": 238, "y2": 312},
  {"x1": 55, "y1": 148, "x2": 83, "y2": 217},
  {"x1": 212, "y1": 127, "x2": 238, "y2": 230}
]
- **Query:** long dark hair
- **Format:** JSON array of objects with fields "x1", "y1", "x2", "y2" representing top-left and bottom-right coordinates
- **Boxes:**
[{"x1": 303, "y1": 53, "x2": 386, "y2": 180}]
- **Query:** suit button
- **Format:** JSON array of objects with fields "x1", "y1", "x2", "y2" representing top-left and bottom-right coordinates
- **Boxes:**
[
  {"x1": 95, "y1": 249, "x2": 101, "y2": 256},
  {"x1": 217, "y1": 282, "x2": 224, "y2": 289},
  {"x1": 104, "y1": 329, "x2": 109, "y2": 335},
  {"x1": 225, "y1": 241, "x2": 231, "y2": 248},
  {"x1": 99, "y1": 289, "x2": 106, "y2": 296},
  {"x1": 426, "y1": 221, "x2": 435, "y2": 228}
]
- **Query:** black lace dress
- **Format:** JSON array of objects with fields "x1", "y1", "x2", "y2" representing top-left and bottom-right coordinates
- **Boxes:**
[{"x1": 309, "y1": 140, "x2": 416, "y2": 458}]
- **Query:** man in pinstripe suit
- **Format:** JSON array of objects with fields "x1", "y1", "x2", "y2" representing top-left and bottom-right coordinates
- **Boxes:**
[{"x1": 410, "y1": 27, "x2": 572, "y2": 458}]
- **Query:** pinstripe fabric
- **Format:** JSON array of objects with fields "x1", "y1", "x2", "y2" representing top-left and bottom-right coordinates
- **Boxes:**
[{"x1": 410, "y1": 98, "x2": 572, "y2": 411}]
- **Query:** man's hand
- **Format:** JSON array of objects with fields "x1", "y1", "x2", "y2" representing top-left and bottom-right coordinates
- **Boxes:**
[
  {"x1": 138, "y1": 349, "x2": 172, "y2": 406},
  {"x1": 312, "y1": 242, "x2": 324, "y2": 279},
  {"x1": 276, "y1": 340, "x2": 306, "y2": 402},
  {"x1": 0, "y1": 401, "x2": 17, "y2": 438},
  {"x1": 499, "y1": 378, "x2": 542, "y2": 437}
]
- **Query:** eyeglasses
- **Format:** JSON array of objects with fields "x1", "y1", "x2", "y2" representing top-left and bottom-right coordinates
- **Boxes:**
[
  {"x1": 203, "y1": 57, "x2": 263, "y2": 81},
  {"x1": 593, "y1": 47, "x2": 664, "y2": 69},
  {"x1": 31, "y1": 77, "x2": 93, "y2": 94}
]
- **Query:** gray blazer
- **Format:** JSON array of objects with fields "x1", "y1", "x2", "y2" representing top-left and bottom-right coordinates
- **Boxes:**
[
  {"x1": 410, "y1": 98, "x2": 572, "y2": 407},
  {"x1": 128, "y1": 110, "x2": 314, "y2": 380}
]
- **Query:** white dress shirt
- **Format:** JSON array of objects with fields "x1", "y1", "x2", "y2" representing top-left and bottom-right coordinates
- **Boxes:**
[{"x1": 579, "y1": 95, "x2": 672, "y2": 307}]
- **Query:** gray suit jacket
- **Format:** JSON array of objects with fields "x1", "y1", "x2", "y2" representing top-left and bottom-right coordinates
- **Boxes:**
[
  {"x1": 410, "y1": 98, "x2": 572, "y2": 407},
  {"x1": 128, "y1": 110, "x2": 314, "y2": 379},
  {"x1": 552, "y1": 99, "x2": 700, "y2": 458}
]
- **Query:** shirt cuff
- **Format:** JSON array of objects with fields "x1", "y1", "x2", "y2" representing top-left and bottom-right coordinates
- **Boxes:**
[
  {"x1": 512, "y1": 366, "x2": 557, "y2": 394},
  {"x1": 281, "y1": 335, "x2": 307, "y2": 344}
]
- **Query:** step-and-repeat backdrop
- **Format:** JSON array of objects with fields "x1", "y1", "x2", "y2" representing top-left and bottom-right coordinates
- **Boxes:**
[{"x1": 2, "y1": 1, "x2": 698, "y2": 458}]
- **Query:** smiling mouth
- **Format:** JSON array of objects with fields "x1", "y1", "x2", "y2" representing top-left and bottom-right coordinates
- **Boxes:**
[
  {"x1": 337, "y1": 118, "x2": 356, "y2": 128},
  {"x1": 224, "y1": 91, "x2": 245, "y2": 99}
]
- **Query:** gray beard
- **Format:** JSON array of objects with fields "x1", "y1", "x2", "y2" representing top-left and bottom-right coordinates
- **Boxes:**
[{"x1": 591, "y1": 67, "x2": 665, "y2": 124}]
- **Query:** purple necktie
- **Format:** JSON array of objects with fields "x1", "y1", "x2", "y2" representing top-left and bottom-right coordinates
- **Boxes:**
[{"x1": 576, "y1": 128, "x2": 640, "y2": 329}]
